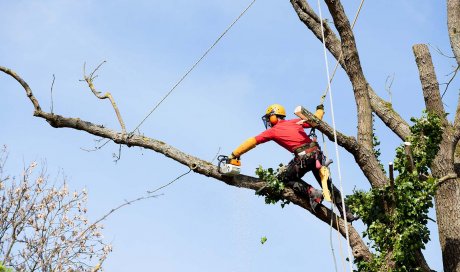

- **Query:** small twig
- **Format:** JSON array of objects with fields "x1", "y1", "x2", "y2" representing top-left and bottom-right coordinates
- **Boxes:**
[
  {"x1": 385, "y1": 73, "x2": 395, "y2": 104},
  {"x1": 89, "y1": 61, "x2": 107, "y2": 80},
  {"x1": 210, "y1": 147, "x2": 221, "y2": 164},
  {"x1": 112, "y1": 145, "x2": 122, "y2": 163},
  {"x1": 78, "y1": 194, "x2": 160, "y2": 243},
  {"x1": 147, "y1": 169, "x2": 192, "y2": 194},
  {"x1": 80, "y1": 139, "x2": 111, "y2": 152},
  {"x1": 428, "y1": 44, "x2": 456, "y2": 59},
  {"x1": 441, "y1": 64, "x2": 460, "y2": 98},
  {"x1": 50, "y1": 74, "x2": 55, "y2": 114},
  {"x1": 76, "y1": 172, "x2": 196, "y2": 251}
]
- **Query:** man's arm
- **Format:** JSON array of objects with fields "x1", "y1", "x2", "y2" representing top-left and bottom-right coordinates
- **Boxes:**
[{"x1": 231, "y1": 137, "x2": 257, "y2": 158}]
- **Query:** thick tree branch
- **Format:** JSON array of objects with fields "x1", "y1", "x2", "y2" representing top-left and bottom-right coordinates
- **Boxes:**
[
  {"x1": 368, "y1": 87, "x2": 411, "y2": 141},
  {"x1": 0, "y1": 66, "x2": 372, "y2": 262},
  {"x1": 448, "y1": 0, "x2": 460, "y2": 66},
  {"x1": 323, "y1": 0, "x2": 373, "y2": 150},
  {"x1": 412, "y1": 45, "x2": 448, "y2": 125},
  {"x1": 289, "y1": 1, "x2": 411, "y2": 142},
  {"x1": 0, "y1": 66, "x2": 41, "y2": 112},
  {"x1": 290, "y1": 0, "x2": 344, "y2": 67}
]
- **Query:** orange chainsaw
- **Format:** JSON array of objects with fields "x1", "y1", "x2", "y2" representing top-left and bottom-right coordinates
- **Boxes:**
[{"x1": 217, "y1": 155, "x2": 241, "y2": 176}]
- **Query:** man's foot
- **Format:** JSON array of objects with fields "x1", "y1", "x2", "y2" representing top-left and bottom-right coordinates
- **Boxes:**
[
  {"x1": 307, "y1": 187, "x2": 323, "y2": 211},
  {"x1": 340, "y1": 211, "x2": 359, "y2": 222}
]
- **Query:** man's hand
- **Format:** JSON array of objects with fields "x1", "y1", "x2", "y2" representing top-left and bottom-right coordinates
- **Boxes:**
[
  {"x1": 296, "y1": 120, "x2": 306, "y2": 125},
  {"x1": 228, "y1": 153, "x2": 238, "y2": 160}
]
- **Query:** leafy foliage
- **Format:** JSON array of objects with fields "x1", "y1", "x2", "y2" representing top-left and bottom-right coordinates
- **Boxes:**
[
  {"x1": 0, "y1": 262, "x2": 13, "y2": 272},
  {"x1": 255, "y1": 165, "x2": 290, "y2": 208},
  {"x1": 347, "y1": 111, "x2": 443, "y2": 272}
]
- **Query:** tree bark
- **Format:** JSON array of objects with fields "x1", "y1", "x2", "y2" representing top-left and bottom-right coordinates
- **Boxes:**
[
  {"x1": 448, "y1": 0, "x2": 460, "y2": 66},
  {"x1": 413, "y1": 44, "x2": 447, "y2": 124},
  {"x1": 323, "y1": 0, "x2": 373, "y2": 150},
  {"x1": 413, "y1": 44, "x2": 460, "y2": 272}
]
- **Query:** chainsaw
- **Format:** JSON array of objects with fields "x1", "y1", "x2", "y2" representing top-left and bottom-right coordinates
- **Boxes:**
[{"x1": 217, "y1": 155, "x2": 241, "y2": 176}]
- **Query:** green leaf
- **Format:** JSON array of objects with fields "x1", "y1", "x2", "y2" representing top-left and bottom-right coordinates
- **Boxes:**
[{"x1": 260, "y1": 236, "x2": 267, "y2": 245}]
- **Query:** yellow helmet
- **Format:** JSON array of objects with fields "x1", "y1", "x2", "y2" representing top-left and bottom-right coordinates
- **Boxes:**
[
  {"x1": 262, "y1": 104, "x2": 286, "y2": 128},
  {"x1": 265, "y1": 104, "x2": 286, "y2": 117}
]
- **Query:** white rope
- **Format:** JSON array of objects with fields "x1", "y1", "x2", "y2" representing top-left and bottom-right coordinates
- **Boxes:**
[
  {"x1": 321, "y1": 134, "x2": 340, "y2": 272},
  {"x1": 316, "y1": 1, "x2": 354, "y2": 271},
  {"x1": 131, "y1": 0, "x2": 257, "y2": 134},
  {"x1": 319, "y1": 0, "x2": 365, "y2": 105}
]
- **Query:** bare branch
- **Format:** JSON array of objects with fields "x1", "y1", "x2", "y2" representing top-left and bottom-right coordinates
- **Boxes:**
[
  {"x1": 80, "y1": 139, "x2": 112, "y2": 152},
  {"x1": 50, "y1": 74, "x2": 55, "y2": 114},
  {"x1": 146, "y1": 169, "x2": 191, "y2": 194},
  {"x1": 428, "y1": 43, "x2": 456, "y2": 59},
  {"x1": 412, "y1": 44, "x2": 448, "y2": 126},
  {"x1": 83, "y1": 62, "x2": 127, "y2": 134},
  {"x1": 385, "y1": 73, "x2": 395, "y2": 104},
  {"x1": 290, "y1": 0, "x2": 344, "y2": 67},
  {"x1": 323, "y1": 0, "x2": 373, "y2": 149},
  {"x1": 0, "y1": 66, "x2": 41, "y2": 112},
  {"x1": 441, "y1": 64, "x2": 460, "y2": 98}
]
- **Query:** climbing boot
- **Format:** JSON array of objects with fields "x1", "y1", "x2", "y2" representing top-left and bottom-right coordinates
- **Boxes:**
[
  {"x1": 339, "y1": 209, "x2": 359, "y2": 223},
  {"x1": 307, "y1": 186, "x2": 323, "y2": 211}
]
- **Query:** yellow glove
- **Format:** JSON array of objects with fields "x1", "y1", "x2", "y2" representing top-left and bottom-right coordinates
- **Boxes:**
[
  {"x1": 232, "y1": 137, "x2": 257, "y2": 157},
  {"x1": 314, "y1": 104, "x2": 325, "y2": 121}
]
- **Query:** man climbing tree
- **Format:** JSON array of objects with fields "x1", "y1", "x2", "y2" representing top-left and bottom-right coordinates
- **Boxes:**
[
  {"x1": 1, "y1": 0, "x2": 460, "y2": 271},
  {"x1": 229, "y1": 103, "x2": 357, "y2": 221}
]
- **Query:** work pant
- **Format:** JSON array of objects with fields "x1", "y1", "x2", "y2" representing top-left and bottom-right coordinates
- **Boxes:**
[{"x1": 280, "y1": 150, "x2": 351, "y2": 215}]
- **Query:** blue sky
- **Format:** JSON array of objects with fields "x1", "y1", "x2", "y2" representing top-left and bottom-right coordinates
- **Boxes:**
[{"x1": 1, "y1": 1, "x2": 456, "y2": 271}]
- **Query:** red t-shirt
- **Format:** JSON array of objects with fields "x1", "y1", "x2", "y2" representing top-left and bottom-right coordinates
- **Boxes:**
[{"x1": 254, "y1": 119, "x2": 312, "y2": 153}]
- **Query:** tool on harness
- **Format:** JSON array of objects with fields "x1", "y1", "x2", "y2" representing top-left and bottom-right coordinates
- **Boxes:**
[
  {"x1": 217, "y1": 155, "x2": 241, "y2": 176},
  {"x1": 309, "y1": 128, "x2": 318, "y2": 142},
  {"x1": 319, "y1": 166, "x2": 332, "y2": 202}
]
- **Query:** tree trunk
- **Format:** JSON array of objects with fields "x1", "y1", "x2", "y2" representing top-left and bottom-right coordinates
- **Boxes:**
[
  {"x1": 413, "y1": 43, "x2": 460, "y2": 272},
  {"x1": 448, "y1": 0, "x2": 460, "y2": 66}
]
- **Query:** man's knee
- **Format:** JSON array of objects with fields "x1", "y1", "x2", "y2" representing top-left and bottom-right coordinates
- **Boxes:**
[{"x1": 285, "y1": 180, "x2": 308, "y2": 194}]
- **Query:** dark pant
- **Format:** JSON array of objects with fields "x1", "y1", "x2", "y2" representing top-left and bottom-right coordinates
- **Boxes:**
[{"x1": 281, "y1": 150, "x2": 350, "y2": 215}]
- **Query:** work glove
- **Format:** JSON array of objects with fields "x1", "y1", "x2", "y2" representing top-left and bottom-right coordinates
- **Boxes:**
[{"x1": 316, "y1": 104, "x2": 324, "y2": 110}]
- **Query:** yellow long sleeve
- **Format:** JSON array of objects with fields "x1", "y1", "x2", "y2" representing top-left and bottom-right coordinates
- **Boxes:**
[{"x1": 232, "y1": 137, "x2": 257, "y2": 157}]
